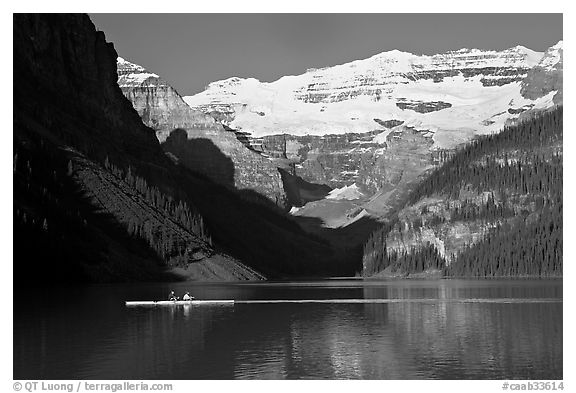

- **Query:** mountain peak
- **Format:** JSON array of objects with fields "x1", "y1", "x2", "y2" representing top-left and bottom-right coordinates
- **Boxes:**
[
  {"x1": 511, "y1": 45, "x2": 530, "y2": 51},
  {"x1": 505, "y1": 45, "x2": 545, "y2": 67},
  {"x1": 205, "y1": 76, "x2": 262, "y2": 90},
  {"x1": 378, "y1": 48, "x2": 414, "y2": 57},
  {"x1": 116, "y1": 56, "x2": 160, "y2": 87}
]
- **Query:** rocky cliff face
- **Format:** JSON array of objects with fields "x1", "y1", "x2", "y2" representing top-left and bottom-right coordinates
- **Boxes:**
[
  {"x1": 14, "y1": 14, "x2": 163, "y2": 167},
  {"x1": 117, "y1": 57, "x2": 222, "y2": 142},
  {"x1": 247, "y1": 125, "x2": 435, "y2": 195},
  {"x1": 383, "y1": 194, "x2": 500, "y2": 263},
  {"x1": 116, "y1": 58, "x2": 287, "y2": 206},
  {"x1": 521, "y1": 41, "x2": 563, "y2": 104}
]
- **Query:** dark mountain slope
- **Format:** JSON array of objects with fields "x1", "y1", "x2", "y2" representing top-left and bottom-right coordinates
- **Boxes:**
[
  {"x1": 14, "y1": 132, "x2": 166, "y2": 284},
  {"x1": 13, "y1": 14, "x2": 352, "y2": 283},
  {"x1": 14, "y1": 14, "x2": 161, "y2": 167}
]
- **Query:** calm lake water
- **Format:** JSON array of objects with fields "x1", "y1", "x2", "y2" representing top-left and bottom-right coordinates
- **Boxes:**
[{"x1": 14, "y1": 279, "x2": 562, "y2": 380}]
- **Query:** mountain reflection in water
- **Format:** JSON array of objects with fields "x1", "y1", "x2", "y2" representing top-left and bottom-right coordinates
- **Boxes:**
[{"x1": 14, "y1": 279, "x2": 562, "y2": 379}]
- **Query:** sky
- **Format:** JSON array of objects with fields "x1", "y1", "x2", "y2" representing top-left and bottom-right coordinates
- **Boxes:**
[{"x1": 90, "y1": 14, "x2": 563, "y2": 96}]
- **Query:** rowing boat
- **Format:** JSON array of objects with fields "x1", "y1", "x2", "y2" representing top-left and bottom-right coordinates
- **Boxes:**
[
  {"x1": 125, "y1": 300, "x2": 234, "y2": 306},
  {"x1": 126, "y1": 298, "x2": 562, "y2": 306}
]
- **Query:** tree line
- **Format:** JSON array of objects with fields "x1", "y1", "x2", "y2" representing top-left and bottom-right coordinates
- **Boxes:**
[
  {"x1": 98, "y1": 157, "x2": 213, "y2": 264},
  {"x1": 409, "y1": 107, "x2": 562, "y2": 203}
]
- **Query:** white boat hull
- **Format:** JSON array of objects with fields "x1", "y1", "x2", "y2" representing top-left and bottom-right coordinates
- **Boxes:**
[{"x1": 126, "y1": 300, "x2": 234, "y2": 306}]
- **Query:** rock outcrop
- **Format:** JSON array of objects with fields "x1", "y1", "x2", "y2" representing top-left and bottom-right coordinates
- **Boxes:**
[
  {"x1": 521, "y1": 41, "x2": 563, "y2": 104},
  {"x1": 116, "y1": 57, "x2": 288, "y2": 206},
  {"x1": 117, "y1": 57, "x2": 223, "y2": 142},
  {"x1": 236, "y1": 124, "x2": 434, "y2": 198}
]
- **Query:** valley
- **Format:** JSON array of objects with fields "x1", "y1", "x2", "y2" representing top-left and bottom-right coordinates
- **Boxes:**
[{"x1": 13, "y1": 13, "x2": 563, "y2": 283}]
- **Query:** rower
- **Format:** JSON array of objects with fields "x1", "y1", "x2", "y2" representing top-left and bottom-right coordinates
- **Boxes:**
[
  {"x1": 182, "y1": 291, "x2": 195, "y2": 301},
  {"x1": 169, "y1": 290, "x2": 178, "y2": 301}
]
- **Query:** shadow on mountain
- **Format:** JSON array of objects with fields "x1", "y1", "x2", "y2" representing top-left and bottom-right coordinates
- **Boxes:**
[
  {"x1": 290, "y1": 206, "x2": 382, "y2": 267},
  {"x1": 153, "y1": 133, "x2": 362, "y2": 277},
  {"x1": 162, "y1": 129, "x2": 235, "y2": 189},
  {"x1": 278, "y1": 168, "x2": 332, "y2": 207},
  {"x1": 13, "y1": 131, "x2": 180, "y2": 287},
  {"x1": 12, "y1": 13, "x2": 371, "y2": 281},
  {"x1": 160, "y1": 130, "x2": 380, "y2": 276},
  {"x1": 301, "y1": 214, "x2": 382, "y2": 249}
]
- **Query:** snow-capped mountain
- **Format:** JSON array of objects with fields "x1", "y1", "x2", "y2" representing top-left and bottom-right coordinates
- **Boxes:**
[
  {"x1": 117, "y1": 42, "x2": 562, "y2": 227},
  {"x1": 184, "y1": 43, "x2": 562, "y2": 149}
]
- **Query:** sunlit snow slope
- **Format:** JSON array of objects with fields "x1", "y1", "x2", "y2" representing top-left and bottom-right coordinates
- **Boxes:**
[{"x1": 184, "y1": 43, "x2": 562, "y2": 149}]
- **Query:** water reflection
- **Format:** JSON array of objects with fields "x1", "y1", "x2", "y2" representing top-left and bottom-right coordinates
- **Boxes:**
[
  {"x1": 362, "y1": 282, "x2": 562, "y2": 379},
  {"x1": 14, "y1": 280, "x2": 562, "y2": 379}
]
